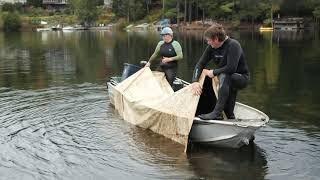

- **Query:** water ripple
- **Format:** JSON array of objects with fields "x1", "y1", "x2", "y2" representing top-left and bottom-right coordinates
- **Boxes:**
[
  {"x1": 0, "y1": 84, "x2": 195, "y2": 179},
  {"x1": 1, "y1": 83, "x2": 320, "y2": 179}
]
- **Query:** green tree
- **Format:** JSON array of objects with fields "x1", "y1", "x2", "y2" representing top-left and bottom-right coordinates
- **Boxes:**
[
  {"x1": 219, "y1": 1, "x2": 235, "y2": 20},
  {"x1": 280, "y1": 0, "x2": 313, "y2": 16},
  {"x1": 1, "y1": 2, "x2": 25, "y2": 13},
  {"x1": 112, "y1": 0, "x2": 147, "y2": 22},
  {"x1": 198, "y1": 0, "x2": 211, "y2": 21},
  {"x1": 112, "y1": 0, "x2": 128, "y2": 18},
  {"x1": 129, "y1": 0, "x2": 147, "y2": 21},
  {"x1": 97, "y1": 0, "x2": 105, "y2": 6},
  {"x1": 13, "y1": 3, "x2": 24, "y2": 13},
  {"x1": 1, "y1": 3, "x2": 15, "y2": 12},
  {"x1": 163, "y1": 0, "x2": 178, "y2": 19},
  {"x1": 313, "y1": 7, "x2": 320, "y2": 24},
  {"x1": 108, "y1": 0, "x2": 320, "y2": 25},
  {"x1": 303, "y1": 0, "x2": 320, "y2": 24},
  {"x1": 70, "y1": 0, "x2": 99, "y2": 26},
  {"x1": 238, "y1": 0, "x2": 271, "y2": 25},
  {"x1": 2, "y1": 12, "x2": 22, "y2": 32},
  {"x1": 27, "y1": 0, "x2": 42, "y2": 7}
]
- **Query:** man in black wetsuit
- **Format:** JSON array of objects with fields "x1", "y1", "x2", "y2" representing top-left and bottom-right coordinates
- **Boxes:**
[{"x1": 191, "y1": 23, "x2": 250, "y2": 120}]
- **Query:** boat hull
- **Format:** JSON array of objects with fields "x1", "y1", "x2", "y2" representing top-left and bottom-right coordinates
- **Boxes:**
[{"x1": 189, "y1": 119, "x2": 258, "y2": 148}]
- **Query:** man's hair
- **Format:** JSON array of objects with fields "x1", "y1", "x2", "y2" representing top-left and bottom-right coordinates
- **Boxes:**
[{"x1": 204, "y1": 23, "x2": 226, "y2": 42}]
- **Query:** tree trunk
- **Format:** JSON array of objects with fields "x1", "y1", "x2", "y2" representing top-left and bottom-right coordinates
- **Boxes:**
[
  {"x1": 271, "y1": 5, "x2": 273, "y2": 28},
  {"x1": 184, "y1": 0, "x2": 187, "y2": 24},
  {"x1": 146, "y1": 1, "x2": 149, "y2": 14},
  {"x1": 251, "y1": 16, "x2": 254, "y2": 29},
  {"x1": 188, "y1": 1, "x2": 192, "y2": 24},
  {"x1": 162, "y1": 0, "x2": 165, "y2": 19},
  {"x1": 177, "y1": 0, "x2": 180, "y2": 24},
  {"x1": 195, "y1": 0, "x2": 198, "y2": 20},
  {"x1": 127, "y1": 1, "x2": 130, "y2": 22},
  {"x1": 202, "y1": 9, "x2": 205, "y2": 25}
]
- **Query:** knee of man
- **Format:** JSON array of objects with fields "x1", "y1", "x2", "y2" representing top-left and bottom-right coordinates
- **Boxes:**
[
  {"x1": 230, "y1": 73, "x2": 248, "y2": 89},
  {"x1": 218, "y1": 73, "x2": 230, "y2": 83},
  {"x1": 218, "y1": 73, "x2": 226, "y2": 80}
]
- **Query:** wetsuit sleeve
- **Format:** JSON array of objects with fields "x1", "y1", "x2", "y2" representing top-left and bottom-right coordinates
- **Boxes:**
[
  {"x1": 171, "y1": 41, "x2": 183, "y2": 61},
  {"x1": 212, "y1": 41, "x2": 241, "y2": 75},
  {"x1": 148, "y1": 41, "x2": 164, "y2": 63},
  {"x1": 192, "y1": 45, "x2": 212, "y2": 82}
]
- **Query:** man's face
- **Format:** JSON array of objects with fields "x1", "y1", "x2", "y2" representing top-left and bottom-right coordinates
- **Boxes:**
[{"x1": 206, "y1": 37, "x2": 220, "y2": 48}]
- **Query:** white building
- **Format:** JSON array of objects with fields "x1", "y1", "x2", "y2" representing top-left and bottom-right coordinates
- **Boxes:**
[
  {"x1": 42, "y1": 0, "x2": 68, "y2": 5},
  {"x1": 42, "y1": 0, "x2": 68, "y2": 10}
]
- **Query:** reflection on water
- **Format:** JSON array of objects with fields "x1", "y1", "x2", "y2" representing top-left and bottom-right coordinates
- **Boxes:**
[
  {"x1": 0, "y1": 31, "x2": 111, "y2": 89},
  {"x1": 0, "y1": 30, "x2": 320, "y2": 179},
  {"x1": 187, "y1": 144, "x2": 268, "y2": 180}
]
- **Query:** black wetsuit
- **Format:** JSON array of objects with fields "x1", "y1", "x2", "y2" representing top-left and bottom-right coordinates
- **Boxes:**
[
  {"x1": 149, "y1": 40, "x2": 183, "y2": 86},
  {"x1": 158, "y1": 41, "x2": 178, "y2": 86},
  {"x1": 192, "y1": 38, "x2": 250, "y2": 118}
]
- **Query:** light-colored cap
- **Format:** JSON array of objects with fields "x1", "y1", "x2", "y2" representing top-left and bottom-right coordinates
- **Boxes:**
[{"x1": 160, "y1": 27, "x2": 173, "y2": 35}]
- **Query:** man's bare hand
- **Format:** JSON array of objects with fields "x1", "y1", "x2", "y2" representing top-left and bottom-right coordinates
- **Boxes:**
[
  {"x1": 191, "y1": 82, "x2": 202, "y2": 96},
  {"x1": 203, "y1": 69, "x2": 214, "y2": 78}
]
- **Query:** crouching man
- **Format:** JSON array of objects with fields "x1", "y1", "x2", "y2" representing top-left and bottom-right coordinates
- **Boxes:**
[{"x1": 191, "y1": 23, "x2": 250, "y2": 120}]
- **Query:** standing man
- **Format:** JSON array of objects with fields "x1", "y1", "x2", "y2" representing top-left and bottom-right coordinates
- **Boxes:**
[{"x1": 191, "y1": 23, "x2": 250, "y2": 120}]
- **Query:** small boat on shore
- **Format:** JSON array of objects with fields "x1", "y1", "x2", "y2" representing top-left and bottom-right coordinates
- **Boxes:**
[
  {"x1": 36, "y1": 28, "x2": 51, "y2": 32},
  {"x1": 107, "y1": 63, "x2": 269, "y2": 148},
  {"x1": 51, "y1": 25, "x2": 62, "y2": 31},
  {"x1": 62, "y1": 26, "x2": 75, "y2": 32},
  {"x1": 259, "y1": 26, "x2": 274, "y2": 32}
]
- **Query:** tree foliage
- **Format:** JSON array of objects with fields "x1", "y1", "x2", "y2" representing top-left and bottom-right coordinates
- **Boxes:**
[
  {"x1": 112, "y1": 0, "x2": 147, "y2": 22},
  {"x1": 2, "y1": 3, "x2": 15, "y2": 12},
  {"x1": 313, "y1": 7, "x2": 320, "y2": 19},
  {"x1": 109, "y1": 0, "x2": 320, "y2": 24},
  {"x1": 13, "y1": 0, "x2": 320, "y2": 25},
  {"x1": 69, "y1": 0, "x2": 99, "y2": 26},
  {"x1": 2, "y1": 12, "x2": 22, "y2": 32},
  {"x1": 1, "y1": 3, "x2": 24, "y2": 13},
  {"x1": 27, "y1": 0, "x2": 42, "y2": 7}
]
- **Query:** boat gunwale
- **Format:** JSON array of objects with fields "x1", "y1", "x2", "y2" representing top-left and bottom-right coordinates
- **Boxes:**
[{"x1": 193, "y1": 118, "x2": 267, "y2": 128}]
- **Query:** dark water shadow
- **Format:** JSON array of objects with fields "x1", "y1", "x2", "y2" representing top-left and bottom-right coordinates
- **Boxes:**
[{"x1": 186, "y1": 143, "x2": 268, "y2": 180}]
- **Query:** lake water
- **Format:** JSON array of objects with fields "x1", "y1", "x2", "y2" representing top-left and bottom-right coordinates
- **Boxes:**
[{"x1": 0, "y1": 29, "x2": 319, "y2": 179}]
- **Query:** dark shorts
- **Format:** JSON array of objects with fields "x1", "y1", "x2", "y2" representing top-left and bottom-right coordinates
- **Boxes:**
[{"x1": 156, "y1": 61, "x2": 178, "y2": 86}]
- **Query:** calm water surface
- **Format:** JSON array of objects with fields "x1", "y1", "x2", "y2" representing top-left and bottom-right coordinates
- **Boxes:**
[{"x1": 0, "y1": 30, "x2": 319, "y2": 179}]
